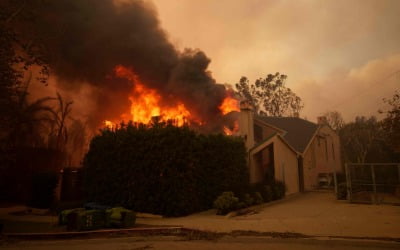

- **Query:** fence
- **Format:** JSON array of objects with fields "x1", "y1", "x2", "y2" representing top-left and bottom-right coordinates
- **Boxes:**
[{"x1": 345, "y1": 163, "x2": 400, "y2": 205}]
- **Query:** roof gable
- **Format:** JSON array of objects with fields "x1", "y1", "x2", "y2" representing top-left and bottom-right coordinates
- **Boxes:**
[{"x1": 254, "y1": 115, "x2": 319, "y2": 153}]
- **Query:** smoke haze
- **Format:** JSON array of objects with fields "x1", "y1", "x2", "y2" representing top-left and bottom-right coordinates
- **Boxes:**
[{"x1": 29, "y1": 0, "x2": 227, "y2": 128}]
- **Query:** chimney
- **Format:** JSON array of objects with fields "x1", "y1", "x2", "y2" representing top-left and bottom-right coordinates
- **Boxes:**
[
  {"x1": 317, "y1": 116, "x2": 328, "y2": 125},
  {"x1": 238, "y1": 100, "x2": 255, "y2": 150}
]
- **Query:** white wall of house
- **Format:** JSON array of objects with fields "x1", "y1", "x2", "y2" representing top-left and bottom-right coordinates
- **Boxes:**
[
  {"x1": 250, "y1": 136, "x2": 299, "y2": 195},
  {"x1": 272, "y1": 137, "x2": 299, "y2": 195}
]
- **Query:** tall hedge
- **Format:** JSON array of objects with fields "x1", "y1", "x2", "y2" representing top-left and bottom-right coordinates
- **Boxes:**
[{"x1": 83, "y1": 122, "x2": 248, "y2": 216}]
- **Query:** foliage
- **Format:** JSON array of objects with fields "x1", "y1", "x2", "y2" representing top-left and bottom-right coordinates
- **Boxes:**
[
  {"x1": 28, "y1": 171, "x2": 59, "y2": 208},
  {"x1": 83, "y1": 122, "x2": 248, "y2": 216},
  {"x1": 213, "y1": 180, "x2": 286, "y2": 216},
  {"x1": 235, "y1": 73, "x2": 303, "y2": 116},
  {"x1": 213, "y1": 192, "x2": 239, "y2": 215},
  {"x1": 381, "y1": 91, "x2": 400, "y2": 153},
  {"x1": 322, "y1": 111, "x2": 345, "y2": 131},
  {"x1": 253, "y1": 192, "x2": 264, "y2": 205},
  {"x1": 339, "y1": 116, "x2": 397, "y2": 163},
  {"x1": 272, "y1": 180, "x2": 286, "y2": 200}
]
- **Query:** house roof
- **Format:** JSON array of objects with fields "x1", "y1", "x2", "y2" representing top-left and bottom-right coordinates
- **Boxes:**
[
  {"x1": 254, "y1": 115, "x2": 319, "y2": 153},
  {"x1": 249, "y1": 132, "x2": 298, "y2": 156}
]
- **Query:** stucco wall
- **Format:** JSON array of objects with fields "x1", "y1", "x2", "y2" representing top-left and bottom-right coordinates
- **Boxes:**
[
  {"x1": 251, "y1": 135, "x2": 299, "y2": 194},
  {"x1": 303, "y1": 125, "x2": 342, "y2": 190},
  {"x1": 272, "y1": 137, "x2": 299, "y2": 195}
]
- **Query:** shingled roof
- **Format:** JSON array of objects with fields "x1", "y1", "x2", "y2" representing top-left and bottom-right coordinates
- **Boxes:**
[{"x1": 255, "y1": 115, "x2": 319, "y2": 153}]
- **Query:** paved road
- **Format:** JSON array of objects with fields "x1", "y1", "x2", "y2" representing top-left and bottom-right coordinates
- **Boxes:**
[{"x1": 1, "y1": 236, "x2": 399, "y2": 250}]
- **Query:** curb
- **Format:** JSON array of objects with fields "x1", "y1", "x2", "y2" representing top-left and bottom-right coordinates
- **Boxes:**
[
  {"x1": 1, "y1": 226, "x2": 186, "y2": 240},
  {"x1": 2, "y1": 227, "x2": 400, "y2": 243}
]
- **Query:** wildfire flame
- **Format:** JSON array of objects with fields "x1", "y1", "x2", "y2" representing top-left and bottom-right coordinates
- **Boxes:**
[
  {"x1": 223, "y1": 120, "x2": 239, "y2": 136},
  {"x1": 219, "y1": 96, "x2": 239, "y2": 115},
  {"x1": 114, "y1": 65, "x2": 191, "y2": 126},
  {"x1": 103, "y1": 120, "x2": 116, "y2": 129}
]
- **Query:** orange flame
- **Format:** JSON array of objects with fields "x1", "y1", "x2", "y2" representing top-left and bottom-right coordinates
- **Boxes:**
[
  {"x1": 104, "y1": 120, "x2": 115, "y2": 128},
  {"x1": 223, "y1": 120, "x2": 239, "y2": 135},
  {"x1": 114, "y1": 65, "x2": 191, "y2": 126},
  {"x1": 219, "y1": 96, "x2": 239, "y2": 115}
]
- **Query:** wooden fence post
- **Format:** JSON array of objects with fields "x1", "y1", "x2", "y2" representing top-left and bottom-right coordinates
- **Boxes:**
[
  {"x1": 345, "y1": 163, "x2": 352, "y2": 202},
  {"x1": 371, "y1": 164, "x2": 377, "y2": 204}
]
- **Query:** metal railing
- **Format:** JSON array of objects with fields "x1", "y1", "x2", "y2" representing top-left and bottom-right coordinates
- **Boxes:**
[{"x1": 345, "y1": 163, "x2": 400, "y2": 205}]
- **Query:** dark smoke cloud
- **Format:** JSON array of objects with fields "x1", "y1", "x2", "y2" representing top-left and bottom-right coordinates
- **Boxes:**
[{"x1": 32, "y1": 0, "x2": 226, "y2": 127}]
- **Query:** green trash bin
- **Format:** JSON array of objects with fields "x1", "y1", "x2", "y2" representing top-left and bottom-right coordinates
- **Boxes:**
[
  {"x1": 105, "y1": 207, "x2": 136, "y2": 228},
  {"x1": 59, "y1": 208, "x2": 85, "y2": 225},
  {"x1": 67, "y1": 209, "x2": 106, "y2": 231}
]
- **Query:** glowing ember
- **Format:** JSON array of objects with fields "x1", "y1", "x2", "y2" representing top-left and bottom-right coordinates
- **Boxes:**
[
  {"x1": 103, "y1": 120, "x2": 116, "y2": 129},
  {"x1": 223, "y1": 120, "x2": 239, "y2": 135},
  {"x1": 114, "y1": 65, "x2": 191, "y2": 126},
  {"x1": 219, "y1": 96, "x2": 239, "y2": 115}
]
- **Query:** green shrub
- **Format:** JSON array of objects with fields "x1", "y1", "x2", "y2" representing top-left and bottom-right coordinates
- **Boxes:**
[
  {"x1": 337, "y1": 182, "x2": 347, "y2": 200},
  {"x1": 253, "y1": 192, "x2": 264, "y2": 205},
  {"x1": 29, "y1": 171, "x2": 59, "y2": 208},
  {"x1": 263, "y1": 185, "x2": 274, "y2": 202},
  {"x1": 272, "y1": 181, "x2": 286, "y2": 200},
  {"x1": 243, "y1": 193, "x2": 254, "y2": 207},
  {"x1": 83, "y1": 122, "x2": 248, "y2": 216},
  {"x1": 213, "y1": 192, "x2": 239, "y2": 215}
]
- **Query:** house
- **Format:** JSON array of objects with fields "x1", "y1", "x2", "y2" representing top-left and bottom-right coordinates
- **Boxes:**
[{"x1": 237, "y1": 100, "x2": 342, "y2": 195}]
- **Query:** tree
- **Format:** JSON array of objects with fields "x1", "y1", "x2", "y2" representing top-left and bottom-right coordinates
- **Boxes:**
[
  {"x1": 339, "y1": 116, "x2": 394, "y2": 163},
  {"x1": 47, "y1": 92, "x2": 73, "y2": 152},
  {"x1": 235, "y1": 73, "x2": 303, "y2": 116},
  {"x1": 0, "y1": 0, "x2": 49, "y2": 141},
  {"x1": 380, "y1": 91, "x2": 400, "y2": 153},
  {"x1": 322, "y1": 111, "x2": 345, "y2": 131}
]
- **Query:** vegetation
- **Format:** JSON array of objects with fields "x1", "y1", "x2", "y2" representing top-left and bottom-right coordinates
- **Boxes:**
[
  {"x1": 339, "y1": 116, "x2": 399, "y2": 163},
  {"x1": 381, "y1": 91, "x2": 400, "y2": 153},
  {"x1": 235, "y1": 73, "x2": 303, "y2": 116},
  {"x1": 213, "y1": 180, "x2": 286, "y2": 215},
  {"x1": 83, "y1": 122, "x2": 248, "y2": 216}
]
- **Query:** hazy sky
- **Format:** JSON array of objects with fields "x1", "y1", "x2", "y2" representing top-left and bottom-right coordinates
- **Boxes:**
[{"x1": 151, "y1": 0, "x2": 400, "y2": 122}]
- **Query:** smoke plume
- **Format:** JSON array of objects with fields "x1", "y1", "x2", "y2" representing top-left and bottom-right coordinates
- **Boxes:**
[{"x1": 31, "y1": 0, "x2": 227, "y2": 128}]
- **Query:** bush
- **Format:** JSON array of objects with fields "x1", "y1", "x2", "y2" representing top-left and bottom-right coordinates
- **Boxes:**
[
  {"x1": 337, "y1": 182, "x2": 347, "y2": 200},
  {"x1": 253, "y1": 192, "x2": 264, "y2": 205},
  {"x1": 272, "y1": 181, "x2": 286, "y2": 200},
  {"x1": 263, "y1": 185, "x2": 274, "y2": 202},
  {"x1": 29, "y1": 171, "x2": 59, "y2": 209},
  {"x1": 213, "y1": 192, "x2": 239, "y2": 215},
  {"x1": 243, "y1": 193, "x2": 254, "y2": 207},
  {"x1": 83, "y1": 122, "x2": 248, "y2": 216}
]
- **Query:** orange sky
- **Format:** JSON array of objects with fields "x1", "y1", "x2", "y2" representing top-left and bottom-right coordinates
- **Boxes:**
[{"x1": 151, "y1": 0, "x2": 400, "y2": 122}]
